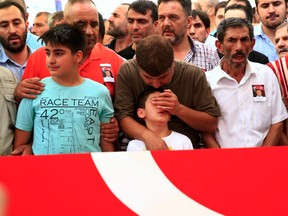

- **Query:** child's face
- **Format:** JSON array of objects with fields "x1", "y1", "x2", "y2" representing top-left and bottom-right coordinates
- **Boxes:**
[
  {"x1": 138, "y1": 91, "x2": 171, "y2": 123},
  {"x1": 45, "y1": 42, "x2": 82, "y2": 78}
]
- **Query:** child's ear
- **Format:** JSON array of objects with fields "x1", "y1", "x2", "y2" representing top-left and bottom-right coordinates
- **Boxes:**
[
  {"x1": 75, "y1": 50, "x2": 83, "y2": 64},
  {"x1": 137, "y1": 108, "x2": 145, "y2": 119}
]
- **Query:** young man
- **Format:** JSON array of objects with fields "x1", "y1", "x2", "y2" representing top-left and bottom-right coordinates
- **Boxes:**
[
  {"x1": 204, "y1": 18, "x2": 288, "y2": 148},
  {"x1": 127, "y1": 89, "x2": 193, "y2": 151},
  {"x1": 127, "y1": 0, "x2": 158, "y2": 49},
  {"x1": 114, "y1": 35, "x2": 220, "y2": 150},
  {"x1": 13, "y1": 24, "x2": 114, "y2": 155},
  {"x1": 253, "y1": 0, "x2": 287, "y2": 61}
]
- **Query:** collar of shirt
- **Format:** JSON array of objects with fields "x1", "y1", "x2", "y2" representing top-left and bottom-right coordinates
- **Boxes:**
[{"x1": 214, "y1": 59, "x2": 258, "y2": 85}]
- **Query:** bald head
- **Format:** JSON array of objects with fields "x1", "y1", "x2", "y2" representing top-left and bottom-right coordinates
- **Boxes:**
[{"x1": 63, "y1": 0, "x2": 99, "y2": 56}]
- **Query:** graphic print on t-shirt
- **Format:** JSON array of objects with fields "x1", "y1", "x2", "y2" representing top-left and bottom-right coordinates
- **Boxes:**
[{"x1": 38, "y1": 96, "x2": 102, "y2": 154}]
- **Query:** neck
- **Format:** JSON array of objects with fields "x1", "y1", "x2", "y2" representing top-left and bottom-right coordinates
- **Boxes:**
[
  {"x1": 5, "y1": 46, "x2": 29, "y2": 66},
  {"x1": 114, "y1": 36, "x2": 132, "y2": 52},
  {"x1": 145, "y1": 121, "x2": 171, "y2": 138},
  {"x1": 52, "y1": 71, "x2": 83, "y2": 87},
  {"x1": 261, "y1": 24, "x2": 276, "y2": 45},
  {"x1": 221, "y1": 59, "x2": 246, "y2": 83},
  {"x1": 173, "y1": 35, "x2": 191, "y2": 61}
]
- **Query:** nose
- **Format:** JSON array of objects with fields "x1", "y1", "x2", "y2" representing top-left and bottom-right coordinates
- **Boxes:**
[
  {"x1": 47, "y1": 54, "x2": 56, "y2": 64},
  {"x1": 235, "y1": 40, "x2": 243, "y2": 51},
  {"x1": 189, "y1": 26, "x2": 195, "y2": 36},
  {"x1": 163, "y1": 17, "x2": 171, "y2": 26},
  {"x1": 277, "y1": 39, "x2": 285, "y2": 48},
  {"x1": 84, "y1": 24, "x2": 93, "y2": 36},
  {"x1": 268, "y1": 4, "x2": 276, "y2": 13},
  {"x1": 151, "y1": 80, "x2": 161, "y2": 89},
  {"x1": 9, "y1": 23, "x2": 17, "y2": 34}
]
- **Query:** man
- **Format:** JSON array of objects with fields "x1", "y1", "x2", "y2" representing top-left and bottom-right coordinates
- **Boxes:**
[
  {"x1": 157, "y1": 0, "x2": 219, "y2": 72},
  {"x1": 12, "y1": 0, "x2": 123, "y2": 155},
  {"x1": 274, "y1": 22, "x2": 288, "y2": 58},
  {"x1": 48, "y1": 11, "x2": 64, "y2": 28},
  {"x1": 127, "y1": 0, "x2": 158, "y2": 49},
  {"x1": 267, "y1": 22, "x2": 288, "y2": 144},
  {"x1": 31, "y1": 11, "x2": 51, "y2": 36},
  {"x1": 0, "y1": 1, "x2": 31, "y2": 82},
  {"x1": 107, "y1": 3, "x2": 134, "y2": 59},
  {"x1": 114, "y1": 35, "x2": 221, "y2": 150},
  {"x1": 210, "y1": 1, "x2": 227, "y2": 37},
  {"x1": 188, "y1": 10, "x2": 217, "y2": 50},
  {"x1": 223, "y1": 3, "x2": 269, "y2": 64},
  {"x1": 0, "y1": 0, "x2": 43, "y2": 50},
  {"x1": 204, "y1": 18, "x2": 287, "y2": 148},
  {"x1": 195, "y1": 0, "x2": 219, "y2": 32},
  {"x1": 253, "y1": 0, "x2": 287, "y2": 61}
]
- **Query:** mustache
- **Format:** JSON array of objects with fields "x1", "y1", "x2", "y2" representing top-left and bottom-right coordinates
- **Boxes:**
[
  {"x1": 266, "y1": 14, "x2": 279, "y2": 19},
  {"x1": 8, "y1": 34, "x2": 21, "y2": 40},
  {"x1": 278, "y1": 48, "x2": 288, "y2": 53},
  {"x1": 232, "y1": 51, "x2": 245, "y2": 58},
  {"x1": 163, "y1": 27, "x2": 174, "y2": 33}
]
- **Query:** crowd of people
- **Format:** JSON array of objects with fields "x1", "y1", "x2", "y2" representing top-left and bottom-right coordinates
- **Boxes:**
[{"x1": 0, "y1": 0, "x2": 287, "y2": 156}]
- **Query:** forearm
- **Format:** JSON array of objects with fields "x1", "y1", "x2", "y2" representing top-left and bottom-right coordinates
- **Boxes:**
[
  {"x1": 201, "y1": 132, "x2": 221, "y2": 148},
  {"x1": 100, "y1": 138, "x2": 115, "y2": 152},
  {"x1": 176, "y1": 104, "x2": 218, "y2": 133},
  {"x1": 119, "y1": 116, "x2": 153, "y2": 141},
  {"x1": 13, "y1": 129, "x2": 32, "y2": 149},
  {"x1": 262, "y1": 122, "x2": 283, "y2": 146}
]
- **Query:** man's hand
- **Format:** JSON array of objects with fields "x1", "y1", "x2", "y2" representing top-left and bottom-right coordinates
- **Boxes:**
[
  {"x1": 143, "y1": 130, "x2": 169, "y2": 150},
  {"x1": 100, "y1": 117, "x2": 119, "y2": 143},
  {"x1": 11, "y1": 144, "x2": 33, "y2": 156},
  {"x1": 151, "y1": 89, "x2": 182, "y2": 115},
  {"x1": 14, "y1": 77, "x2": 44, "y2": 102}
]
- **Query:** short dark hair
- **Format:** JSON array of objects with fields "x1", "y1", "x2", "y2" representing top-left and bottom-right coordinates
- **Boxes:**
[
  {"x1": 49, "y1": 11, "x2": 64, "y2": 28},
  {"x1": 217, "y1": 17, "x2": 254, "y2": 42},
  {"x1": 136, "y1": 35, "x2": 174, "y2": 76},
  {"x1": 0, "y1": 1, "x2": 26, "y2": 21},
  {"x1": 215, "y1": 1, "x2": 227, "y2": 16},
  {"x1": 191, "y1": 9, "x2": 210, "y2": 29},
  {"x1": 157, "y1": 0, "x2": 191, "y2": 17},
  {"x1": 98, "y1": 12, "x2": 105, "y2": 41},
  {"x1": 137, "y1": 88, "x2": 163, "y2": 108},
  {"x1": 225, "y1": 3, "x2": 253, "y2": 23},
  {"x1": 129, "y1": 0, "x2": 158, "y2": 22},
  {"x1": 39, "y1": 23, "x2": 86, "y2": 54}
]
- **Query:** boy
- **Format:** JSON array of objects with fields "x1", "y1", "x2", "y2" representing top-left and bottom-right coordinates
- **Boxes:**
[
  {"x1": 127, "y1": 89, "x2": 193, "y2": 151},
  {"x1": 13, "y1": 24, "x2": 115, "y2": 155}
]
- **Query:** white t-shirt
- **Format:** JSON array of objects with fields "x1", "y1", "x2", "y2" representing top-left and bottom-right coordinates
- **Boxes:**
[{"x1": 127, "y1": 131, "x2": 193, "y2": 151}]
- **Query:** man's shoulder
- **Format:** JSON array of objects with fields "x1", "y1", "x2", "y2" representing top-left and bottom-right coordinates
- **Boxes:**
[{"x1": 91, "y1": 43, "x2": 124, "y2": 61}]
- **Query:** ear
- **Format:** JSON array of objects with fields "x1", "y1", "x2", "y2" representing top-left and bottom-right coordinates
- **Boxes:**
[
  {"x1": 187, "y1": 16, "x2": 192, "y2": 29},
  {"x1": 75, "y1": 50, "x2": 83, "y2": 64},
  {"x1": 137, "y1": 108, "x2": 146, "y2": 119},
  {"x1": 250, "y1": 38, "x2": 255, "y2": 52},
  {"x1": 205, "y1": 28, "x2": 210, "y2": 38},
  {"x1": 216, "y1": 40, "x2": 223, "y2": 54}
]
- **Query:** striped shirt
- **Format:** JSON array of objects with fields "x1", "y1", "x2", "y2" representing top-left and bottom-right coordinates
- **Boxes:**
[{"x1": 267, "y1": 56, "x2": 288, "y2": 110}]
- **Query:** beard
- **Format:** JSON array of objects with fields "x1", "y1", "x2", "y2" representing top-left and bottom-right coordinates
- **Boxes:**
[
  {"x1": 107, "y1": 26, "x2": 126, "y2": 38},
  {"x1": 0, "y1": 30, "x2": 27, "y2": 53}
]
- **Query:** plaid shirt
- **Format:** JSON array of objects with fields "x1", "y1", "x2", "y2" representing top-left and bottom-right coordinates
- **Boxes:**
[{"x1": 184, "y1": 36, "x2": 219, "y2": 72}]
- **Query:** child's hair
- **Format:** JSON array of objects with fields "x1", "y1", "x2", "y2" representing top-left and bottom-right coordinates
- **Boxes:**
[
  {"x1": 39, "y1": 23, "x2": 86, "y2": 54},
  {"x1": 137, "y1": 88, "x2": 164, "y2": 109}
]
